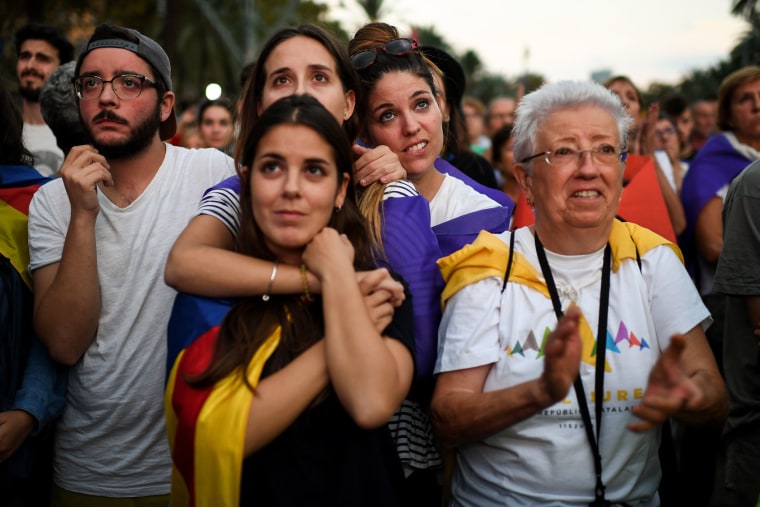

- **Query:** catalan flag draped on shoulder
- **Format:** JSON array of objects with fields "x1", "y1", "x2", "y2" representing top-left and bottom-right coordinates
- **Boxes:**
[
  {"x1": 164, "y1": 293, "x2": 280, "y2": 507},
  {"x1": 0, "y1": 164, "x2": 49, "y2": 289}
]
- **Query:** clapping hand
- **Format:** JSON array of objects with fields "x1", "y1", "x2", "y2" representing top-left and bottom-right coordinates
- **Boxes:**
[
  {"x1": 629, "y1": 334, "x2": 702, "y2": 432},
  {"x1": 540, "y1": 305, "x2": 583, "y2": 405}
]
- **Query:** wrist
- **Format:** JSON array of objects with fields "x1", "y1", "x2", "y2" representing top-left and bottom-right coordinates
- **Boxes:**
[{"x1": 300, "y1": 264, "x2": 314, "y2": 302}]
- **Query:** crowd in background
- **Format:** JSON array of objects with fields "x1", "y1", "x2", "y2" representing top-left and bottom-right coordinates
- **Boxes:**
[{"x1": 1, "y1": 16, "x2": 759, "y2": 507}]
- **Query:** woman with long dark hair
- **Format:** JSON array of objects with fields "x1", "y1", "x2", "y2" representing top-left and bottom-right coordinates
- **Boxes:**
[{"x1": 165, "y1": 95, "x2": 414, "y2": 506}]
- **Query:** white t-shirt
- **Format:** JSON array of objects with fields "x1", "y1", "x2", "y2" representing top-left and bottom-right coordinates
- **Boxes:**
[
  {"x1": 28, "y1": 144, "x2": 235, "y2": 496},
  {"x1": 23, "y1": 123, "x2": 64, "y2": 177},
  {"x1": 435, "y1": 226, "x2": 710, "y2": 507},
  {"x1": 429, "y1": 173, "x2": 500, "y2": 227}
]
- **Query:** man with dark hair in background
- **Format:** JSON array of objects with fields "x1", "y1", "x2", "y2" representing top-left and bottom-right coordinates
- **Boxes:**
[{"x1": 15, "y1": 23, "x2": 74, "y2": 176}]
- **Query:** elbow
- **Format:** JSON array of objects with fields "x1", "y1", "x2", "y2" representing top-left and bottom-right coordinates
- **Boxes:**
[
  {"x1": 430, "y1": 399, "x2": 461, "y2": 449},
  {"x1": 164, "y1": 249, "x2": 184, "y2": 290},
  {"x1": 164, "y1": 247, "x2": 200, "y2": 292},
  {"x1": 45, "y1": 342, "x2": 82, "y2": 366},
  {"x1": 348, "y1": 399, "x2": 399, "y2": 430},
  {"x1": 700, "y1": 244, "x2": 721, "y2": 265},
  {"x1": 671, "y1": 217, "x2": 686, "y2": 237},
  {"x1": 35, "y1": 325, "x2": 85, "y2": 366}
]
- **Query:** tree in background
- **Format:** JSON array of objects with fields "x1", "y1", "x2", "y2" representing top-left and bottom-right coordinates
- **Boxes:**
[
  {"x1": 2, "y1": 1, "x2": 756, "y2": 114},
  {"x1": 1, "y1": 0, "x2": 345, "y2": 107}
]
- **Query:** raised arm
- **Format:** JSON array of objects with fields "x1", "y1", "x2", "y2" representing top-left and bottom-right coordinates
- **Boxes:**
[
  {"x1": 165, "y1": 214, "x2": 314, "y2": 298},
  {"x1": 304, "y1": 227, "x2": 414, "y2": 429},
  {"x1": 431, "y1": 307, "x2": 582, "y2": 448},
  {"x1": 32, "y1": 146, "x2": 112, "y2": 365}
]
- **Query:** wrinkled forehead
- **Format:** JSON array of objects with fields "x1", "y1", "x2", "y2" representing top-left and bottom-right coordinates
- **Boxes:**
[
  {"x1": 537, "y1": 105, "x2": 620, "y2": 143},
  {"x1": 19, "y1": 39, "x2": 59, "y2": 58}
]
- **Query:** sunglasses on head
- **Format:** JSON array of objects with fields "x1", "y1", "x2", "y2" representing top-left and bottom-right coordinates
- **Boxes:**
[{"x1": 350, "y1": 38, "x2": 418, "y2": 70}]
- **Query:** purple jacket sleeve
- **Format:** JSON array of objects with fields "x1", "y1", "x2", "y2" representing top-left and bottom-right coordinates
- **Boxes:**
[{"x1": 380, "y1": 195, "x2": 443, "y2": 382}]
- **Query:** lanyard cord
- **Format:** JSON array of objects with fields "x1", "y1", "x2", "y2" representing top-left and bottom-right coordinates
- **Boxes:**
[{"x1": 534, "y1": 233, "x2": 612, "y2": 504}]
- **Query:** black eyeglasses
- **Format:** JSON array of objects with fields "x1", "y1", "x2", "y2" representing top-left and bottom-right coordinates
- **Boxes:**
[
  {"x1": 520, "y1": 144, "x2": 628, "y2": 168},
  {"x1": 72, "y1": 73, "x2": 157, "y2": 101},
  {"x1": 350, "y1": 38, "x2": 418, "y2": 70}
]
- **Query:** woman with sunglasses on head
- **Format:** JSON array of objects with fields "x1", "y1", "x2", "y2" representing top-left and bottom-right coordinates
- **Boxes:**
[
  {"x1": 432, "y1": 80, "x2": 726, "y2": 507},
  {"x1": 347, "y1": 22, "x2": 512, "y2": 505},
  {"x1": 164, "y1": 24, "x2": 406, "y2": 303},
  {"x1": 165, "y1": 94, "x2": 415, "y2": 506}
]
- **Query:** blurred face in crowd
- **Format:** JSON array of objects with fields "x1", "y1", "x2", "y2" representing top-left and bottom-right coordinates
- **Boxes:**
[
  {"x1": 674, "y1": 108, "x2": 693, "y2": 146},
  {"x1": 607, "y1": 79, "x2": 641, "y2": 129},
  {"x1": 498, "y1": 134, "x2": 516, "y2": 179},
  {"x1": 654, "y1": 118, "x2": 680, "y2": 161},
  {"x1": 727, "y1": 79, "x2": 760, "y2": 145},
  {"x1": 463, "y1": 102, "x2": 485, "y2": 143},
  {"x1": 199, "y1": 104, "x2": 234, "y2": 149},
  {"x1": 486, "y1": 97, "x2": 515, "y2": 135},
  {"x1": 17, "y1": 39, "x2": 61, "y2": 102},
  {"x1": 258, "y1": 35, "x2": 355, "y2": 125},
  {"x1": 692, "y1": 100, "x2": 717, "y2": 139}
]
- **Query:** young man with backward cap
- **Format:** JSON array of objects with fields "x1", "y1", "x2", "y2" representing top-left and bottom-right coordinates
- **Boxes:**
[{"x1": 28, "y1": 24, "x2": 235, "y2": 505}]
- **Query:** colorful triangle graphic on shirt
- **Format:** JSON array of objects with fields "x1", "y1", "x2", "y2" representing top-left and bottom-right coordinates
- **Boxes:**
[
  {"x1": 629, "y1": 331, "x2": 641, "y2": 348},
  {"x1": 615, "y1": 322, "x2": 629, "y2": 344}
]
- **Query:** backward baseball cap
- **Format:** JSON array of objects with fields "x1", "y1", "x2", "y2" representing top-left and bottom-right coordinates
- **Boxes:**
[{"x1": 75, "y1": 24, "x2": 177, "y2": 140}]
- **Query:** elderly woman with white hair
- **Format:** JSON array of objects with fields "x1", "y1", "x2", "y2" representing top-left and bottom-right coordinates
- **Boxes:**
[{"x1": 431, "y1": 80, "x2": 727, "y2": 507}]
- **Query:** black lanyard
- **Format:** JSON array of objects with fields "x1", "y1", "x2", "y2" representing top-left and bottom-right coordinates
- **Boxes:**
[{"x1": 534, "y1": 233, "x2": 613, "y2": 506}]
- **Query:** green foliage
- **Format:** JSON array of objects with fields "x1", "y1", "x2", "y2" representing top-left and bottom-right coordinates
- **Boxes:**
[{"x1": 2, "y1": 0, "x2": 756, "y2": 112}]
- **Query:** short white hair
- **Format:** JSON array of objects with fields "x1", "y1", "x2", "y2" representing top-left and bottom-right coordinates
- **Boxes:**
[{"x1": 513, "y1": 81, "x2": 632, "y2": 168}]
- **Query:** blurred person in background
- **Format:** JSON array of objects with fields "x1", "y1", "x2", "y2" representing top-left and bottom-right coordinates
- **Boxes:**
[
  {"x1": 485, "y1": 96, "x2": 516, "y2": 138},
  {"x1": 653, "y1": 114, "x2": 688, "y2": 193},
  {"x1": 462, "y1": 96, "x2": 490, "y2": 155},
  {"x1": 197, "y1": 97, "x2": 235, "y2": 153},
  {"x1": 662, "y1": 95, "x2": 695, "y2": 160},
  {"x1": 490, "y1": 124, "x2": 533, "y2": 229},
  {"x1": 15, "y1": 23, "x2": 74, "y2": 177},
  {"x1": 689, "y1": 98, "x2": 719, "y2": 158},
  {"x1": 604, "y1": 75, "x2": 686, "y2": 241}
]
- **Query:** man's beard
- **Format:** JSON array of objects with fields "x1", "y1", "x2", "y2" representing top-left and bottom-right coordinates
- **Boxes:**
[
  {"x1": 84, "y1": 105, "x2": 162, "y2": 160},
  {"x1": 18, "y1": 84, "x2": 41, "y2": 102},
  {"x1": 18, "y1": 69, "x2": 45, "y2": 102}
]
